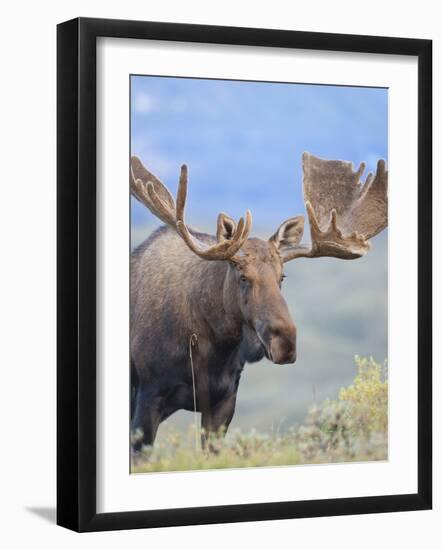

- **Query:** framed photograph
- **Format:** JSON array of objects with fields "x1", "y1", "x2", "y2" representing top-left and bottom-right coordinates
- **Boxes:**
[{"x1": 57, "y1": 17, "x2": 432, "y2": 532}]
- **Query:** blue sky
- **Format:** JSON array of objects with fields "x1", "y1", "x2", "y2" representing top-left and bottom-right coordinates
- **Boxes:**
[{"x1": 130, "y1": 75, "x2": 387, "y2": 236}]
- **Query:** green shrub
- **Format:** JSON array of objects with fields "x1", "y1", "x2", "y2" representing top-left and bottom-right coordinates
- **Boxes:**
[{"x1": 339, "y1": 355, "x2": 388, "y2": 433}]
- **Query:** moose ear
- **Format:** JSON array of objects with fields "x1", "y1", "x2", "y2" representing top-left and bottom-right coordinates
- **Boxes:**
[
  {"x1": 216, "y1": 213, "x2": 237, "y2": 242},
  {"x1": 269, "y1": 216, "x2": 305, "y2": 251}
]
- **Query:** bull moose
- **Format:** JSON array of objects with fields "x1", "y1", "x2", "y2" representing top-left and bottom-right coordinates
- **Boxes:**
[{"x1": 130, "y1": 152, "x2": 388, "y2": 451}]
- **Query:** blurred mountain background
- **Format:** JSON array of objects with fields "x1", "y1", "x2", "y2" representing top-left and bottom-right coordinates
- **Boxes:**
[{"x1": 130, "y1": 75, "x2": 388, "y2": 438}]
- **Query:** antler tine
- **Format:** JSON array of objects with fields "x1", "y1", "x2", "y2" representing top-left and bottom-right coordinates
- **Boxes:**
[{"x1": 175, "y1": 164, "x2": 188, "y2": 223}]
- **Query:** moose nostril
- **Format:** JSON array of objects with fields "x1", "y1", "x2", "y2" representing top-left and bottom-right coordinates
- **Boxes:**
[
  {"x1": 255, "y1": 320, "x2": 297, "y2": 364},
  {"x1": 271, "y1": 325, "x2": 297, "y2": 364},
  {"x1": 269, "y1": 334, "x2": 297, "y2": 365}
]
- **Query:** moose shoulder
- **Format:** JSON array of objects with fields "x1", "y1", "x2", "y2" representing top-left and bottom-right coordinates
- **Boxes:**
[{"x1": 130, "y1": 153, "x2": 388, "y2": 451}]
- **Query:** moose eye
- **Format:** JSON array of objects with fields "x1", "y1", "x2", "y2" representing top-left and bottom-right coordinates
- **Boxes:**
[
  {"x1": 280, "y1": 274, "x2": 287, "y2": 283},
  {"x1": 240, "y1": 275, "x2": 248, "y2": 283}
]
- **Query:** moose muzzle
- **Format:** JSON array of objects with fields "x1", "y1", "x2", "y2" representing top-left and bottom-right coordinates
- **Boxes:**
[{"x1": 257, "y1": 321, "x2": 297, "y2": 365}]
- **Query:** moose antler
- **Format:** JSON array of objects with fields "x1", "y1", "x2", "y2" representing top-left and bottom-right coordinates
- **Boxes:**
[
  {"x1": 130, "y1": 156, "x2": 252, "y2": 260},
  {"x1": 282, "y1": 152, "x2": 388, "y2": 262}
]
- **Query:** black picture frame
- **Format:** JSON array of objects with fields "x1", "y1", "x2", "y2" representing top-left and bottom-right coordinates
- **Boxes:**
[{"x1": 57, "y1": 17, "x2": 432, "y2": 532}]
